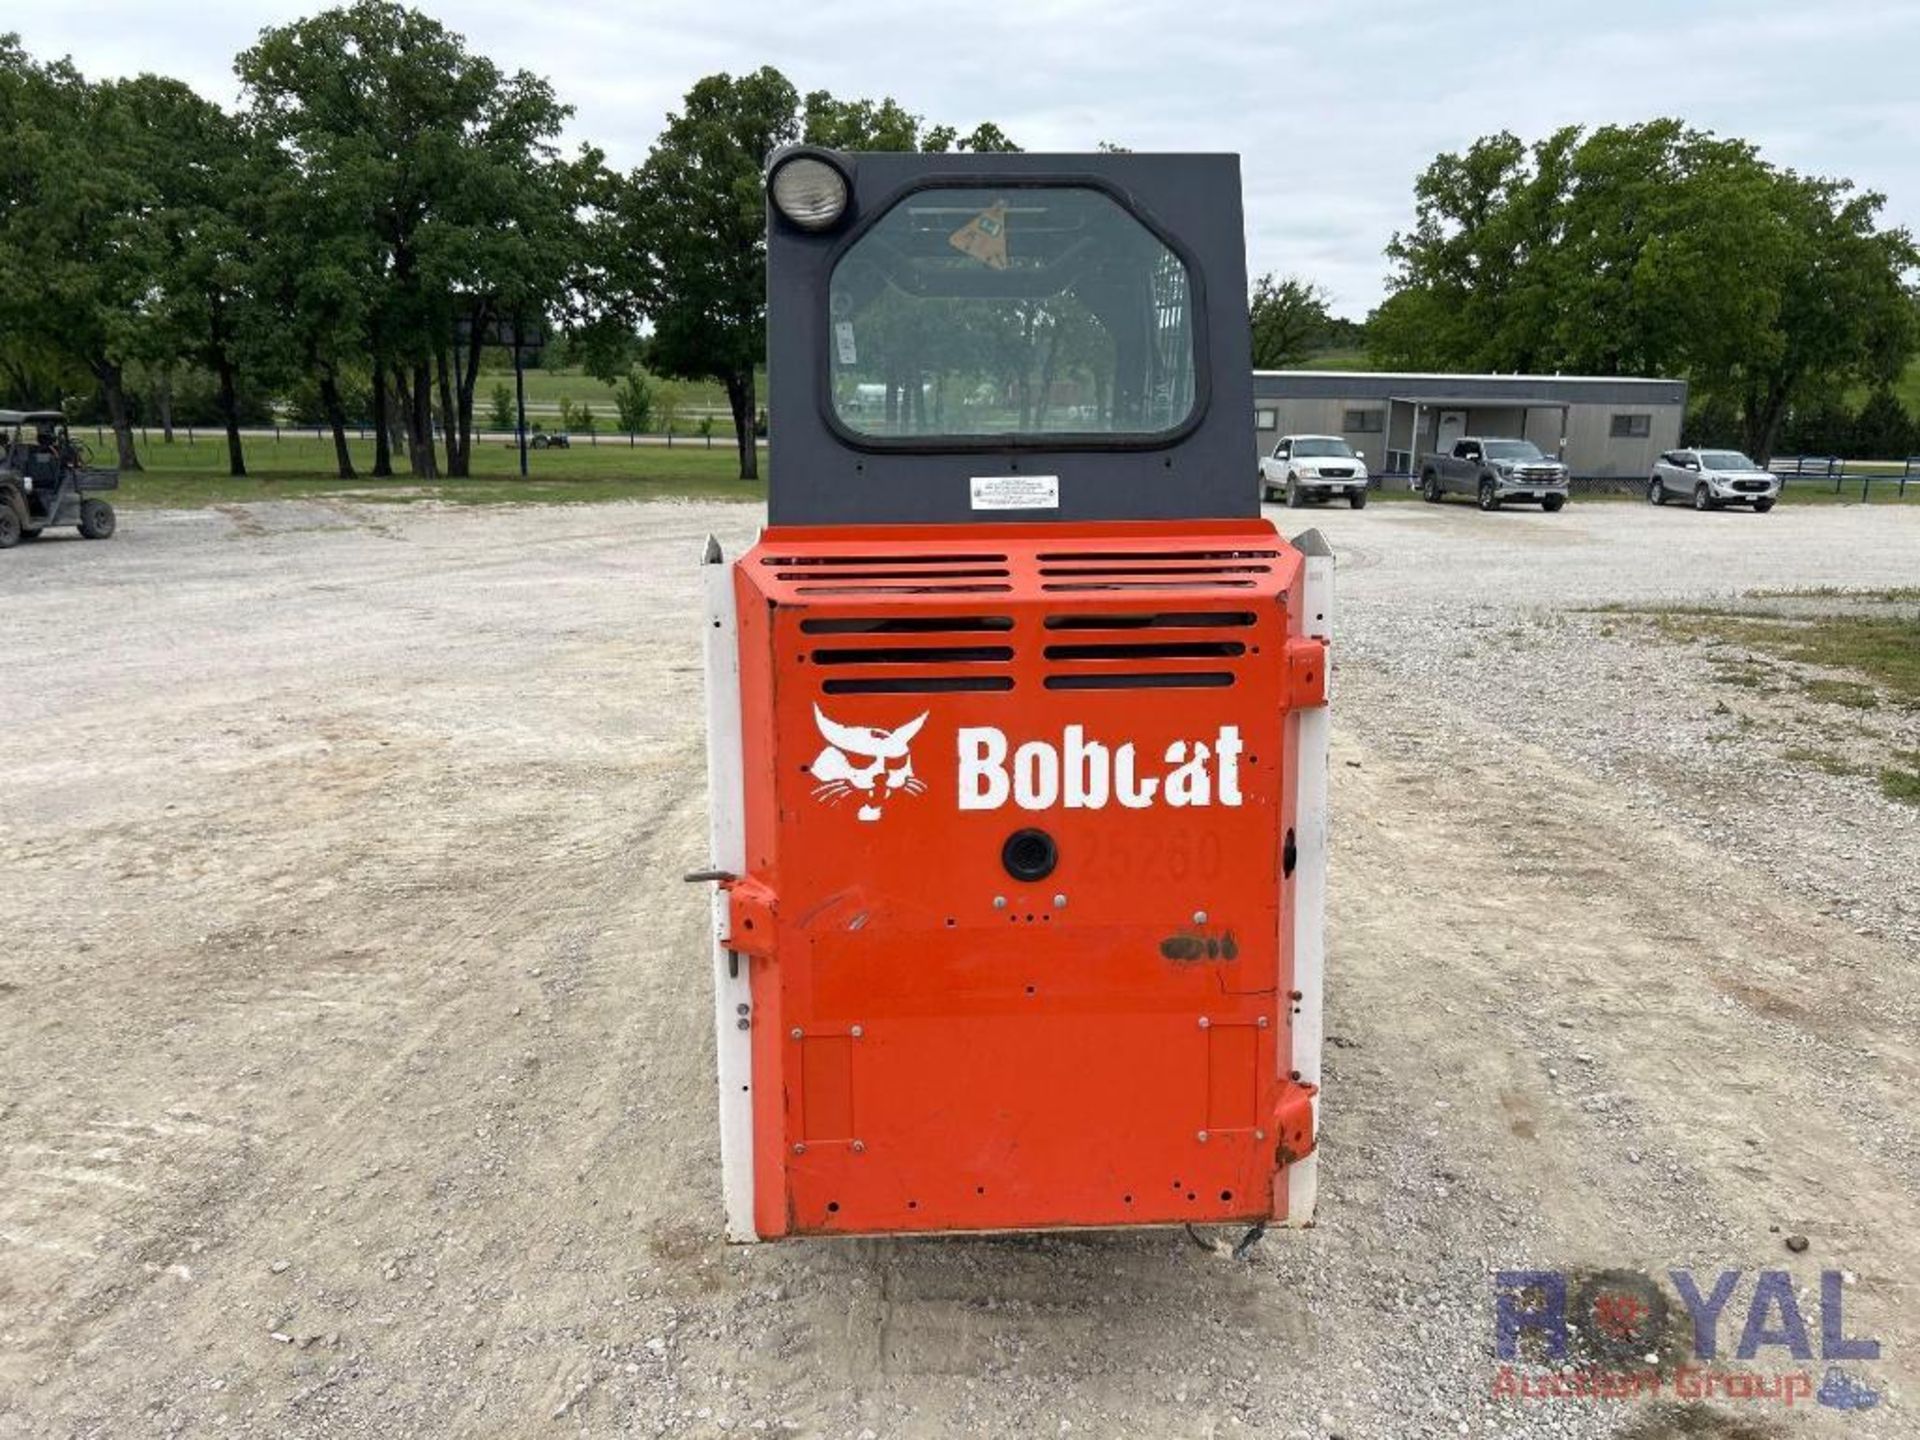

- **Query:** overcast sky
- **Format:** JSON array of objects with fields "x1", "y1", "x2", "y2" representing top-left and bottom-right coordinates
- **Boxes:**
[{"x1": 23, "y1": 0, "x2": 1920, "y2": 318}]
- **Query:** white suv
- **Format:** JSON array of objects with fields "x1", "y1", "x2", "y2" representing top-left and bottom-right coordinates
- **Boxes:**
[
  {"x1": 1649, "y1": 448, "x2": 1779, "y2": 512},
  {"x1": 1260, "y1": 435, "x2": 1370, "y2": 508}
]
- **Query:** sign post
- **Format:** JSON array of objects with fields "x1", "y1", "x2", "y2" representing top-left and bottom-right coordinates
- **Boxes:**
[
  {"x1": 455, "y1": 302, "x2": 545, "y2": 479},
  {"x1": 514, "y1": 320, "x2": 530, "y2": 478},
  {"x1": 509, "y1": 314, "x2": 546, "y2": 478}
]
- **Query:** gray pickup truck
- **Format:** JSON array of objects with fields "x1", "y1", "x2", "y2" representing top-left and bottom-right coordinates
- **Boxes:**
[{"x1": 1418, "y1": 437, "x2": 1569, "y2": 512}]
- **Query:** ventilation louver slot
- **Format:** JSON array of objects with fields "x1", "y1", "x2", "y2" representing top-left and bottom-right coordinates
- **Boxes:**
[
  {"x1": 813, "y1": 645, "x2": 1015, "y2": 666},
  {"x1": 802, "y1": 616, "x2": 1015, "y2": 635},
  {"x1": 1043, "y1": 673, "x2": 1234, "y2": 690},
  {"x1": 1044, "y1": 641, "x2": 1245, "y2": 661},
  {"x1": 807, "y1": 611, "x2": 1019, "y2": 694},
  {"x1": 824, "y1": 676, "x2": 1015, "y2": 695},
  {"x1": 799, "y1": 582, "x2": 1014, "y2": 595},
  {"x1": 1042, "y1": 580, "x2": 1256, "y2": 592},
  {"x1": 764, "y1": 553, "x2": 1007, "y2": 567},
  {"x1": 771, "y1": 551, "x2": 1013, "y2": 595},
  {"x1": 1043, "y1": 611, "x2": 1256, "y2": 630},
  {"x1": 1034, "y1": 550, "x2": 1278, "y2": 562},
  {"x1": 1038, "y1": 564, "x2": 1270, "y2": 578},
  {"x1": 1034, "y1": 547, "x2": 1274, "y2": 591},
  {"x1": 777, "y1": 568, "x2": 1008, "y2": 581},
  {"x1": 1038, "y1": 607, "x2": 1252, "y2": 690}
]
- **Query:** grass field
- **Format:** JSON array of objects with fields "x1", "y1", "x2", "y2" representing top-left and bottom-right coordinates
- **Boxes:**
[
  {"x1": 109, "y1": 434, "x2": 767, "y2": 508},
  {"x1": 1891, "y1": 355, "x2": 1920, "y2": 417},
  {"x1": 107, "y1": 432, "x2": 1919, "y2": 510},
  {"x1": 470, "y1": 365, "x2": 763, "y2": 421},
  {"x1": 1603, "y1": 591, "x2": 1920, "y2": 804},
  {"x1": 1676, "y1": 609, "x2": 1920, "y2": 708},
  {"x1": 1290, "y1": 348, "x2": 1373, "y2": 372}
]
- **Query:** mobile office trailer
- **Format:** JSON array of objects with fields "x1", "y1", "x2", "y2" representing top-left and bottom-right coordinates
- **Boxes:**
[{"x1": 694, "y1": 149, "x2": 1331, "y2": 1241}]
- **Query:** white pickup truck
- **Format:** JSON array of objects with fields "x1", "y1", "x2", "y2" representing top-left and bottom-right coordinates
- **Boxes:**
[{"x1": 1259, "y1": 434, "x2": 1370, "y2": 508}]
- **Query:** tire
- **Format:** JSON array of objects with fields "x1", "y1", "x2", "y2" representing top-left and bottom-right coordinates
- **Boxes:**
[
  {"x1": 531, "y1": 435, "x2": 549, "y2": 450},
  {"x1": 1478, "y1": 478, "x2": 1499, "y2": 511},
  {"x1": 1648, "y1": 476, "x2": 1666, "y2": 505},
  {"x1": 1286, "y1": 476, "x2": 1303, "y2": 508},
  {"x1": 1753, "y1": 499, "x2": 1775, "y2": 514},
  {"x1": 1349, "y1": 487, "x2": 1368, "y2": 510},
  {"x1": 78, "y1": 499, "x2": 116, "y2": 539},
  {"x1": 1693, "y1": 483, "x2": 1715, "y2": 512},
  {"x1": 1421, "y1": 472, "x2": 1442, "y2": 503},
  {"x1": 1541, "y1": 495, "x2": 1565, "y2": 512},
  {"x1": 0, "y1": 506, "x2": 20, "y2": 549}
]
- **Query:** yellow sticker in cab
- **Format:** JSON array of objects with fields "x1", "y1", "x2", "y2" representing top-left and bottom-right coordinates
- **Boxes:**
[{"x1": 949, "y1": 201, "x2": 1009, "y2": 270}]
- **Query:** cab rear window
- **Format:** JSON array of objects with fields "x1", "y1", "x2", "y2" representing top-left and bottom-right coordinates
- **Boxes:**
[{"x1": 827, "y1": 186, "x2": 1197, "y2": 442}]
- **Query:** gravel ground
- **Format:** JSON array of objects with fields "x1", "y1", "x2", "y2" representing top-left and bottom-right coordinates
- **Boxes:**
[{"x1": 1, "y1": 495, "x2": 1916, "y2": 1440}]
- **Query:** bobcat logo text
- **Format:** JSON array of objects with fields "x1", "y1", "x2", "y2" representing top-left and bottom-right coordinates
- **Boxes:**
[{"x1": 959, "y1": 724, "x2": 1243, "y2": 812}]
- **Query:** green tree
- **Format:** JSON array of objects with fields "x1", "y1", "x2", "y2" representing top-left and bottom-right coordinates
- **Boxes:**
[
  {"x1": 0, "y1": 333, "x2": 89, "y2": 413},
  {"x1": 615, "y1": 70, "x2": 1018, "y2": 480},
  {"x1": 802, "y1": 92, "x2": 922, "y2": 150},
  {"x1": 244, "y1": 99, "x2": 381, "y2": 478},
  {"x1": 654, "y1": 380, "x2": 683, "y2": 434},
  {"x1": 0, "y1": 39, "x2": 159, "y2": 469},
  {"x1": 612, "y1": 371, "x2": 653, "y2": 432},
  {"x1": 1841, "y1": 389, "x2": 1915, "y2": 460},
  {"x1": 924, "y1": 121, "x2": 1021, "y2": 154},
  {"x1": 1681, "y1": 393, "x2": 1742, "y2": 449},
  {"x1": 616, "y1": 68, "x2": 799, "y2": 481},
  {"x1": 115, "y1": 75, "x2": 272, "y2": 476},
  {"x1": 803, "y1": 93, "x2": 1019, "y2": 155},
  {"x1": 1249, "y1": 275, "x2": 1333, "y2": 369},
  {"x1": 1372, "y1": 121, "x2": 1919, "y2": 459},
  {"x1": 489, "y1": 381, "x2": 515, "y2": 431},
  {"x1": 238, "y1": 2, "x2": 603, "y2": 478},
  {"x1": 1367, "y1": 129, "x2": 1564, "y2": 372}
]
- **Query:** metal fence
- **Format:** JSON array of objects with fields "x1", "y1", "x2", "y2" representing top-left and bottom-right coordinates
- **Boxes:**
[
  {"x1": 80, "y1": 421, "x2": 1920, "y2": 498},
  {"x1": 1768, "y1": 455, "x2": 1920, "y2": 501},
  {"x1": 1376, "y1": 459, "x2": 1920, "y2": 499},
  {"x1": 104, "y1": 422, "x2": 744, "y2": 451}
]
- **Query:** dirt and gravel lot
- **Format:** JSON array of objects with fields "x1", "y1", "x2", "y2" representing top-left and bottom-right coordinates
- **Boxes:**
[{"x1": 2, "y1": 495, "x2": 1917, "y2": 1439}]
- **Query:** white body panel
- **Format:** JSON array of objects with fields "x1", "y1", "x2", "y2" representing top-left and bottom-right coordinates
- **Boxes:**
[
  {"x1": 1284, "y1": 533, "x2": 1333, "y2": 1226},
  {"x1": 701, "y1": 538, "x2": 757, "y2": 1242}
]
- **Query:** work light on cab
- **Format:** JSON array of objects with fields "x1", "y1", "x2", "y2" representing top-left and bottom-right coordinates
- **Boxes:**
[{"x1": 767, "y1": 152, "x2": 850, "y2": 232}]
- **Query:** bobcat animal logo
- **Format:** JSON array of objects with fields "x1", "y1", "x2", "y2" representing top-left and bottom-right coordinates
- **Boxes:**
[{"x1": 810, "y1": 705, "x2": 928, "y2": 822}]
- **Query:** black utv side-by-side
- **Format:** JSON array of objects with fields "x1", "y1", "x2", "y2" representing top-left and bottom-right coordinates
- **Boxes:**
[{"x1": 0, "y1": 410, "x2": 119, "y2": 549}]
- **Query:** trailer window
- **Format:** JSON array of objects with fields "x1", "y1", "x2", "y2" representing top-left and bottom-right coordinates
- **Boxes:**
[{"x1": 827, "y1": 186, "x2": 1197, "y2": 441}]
